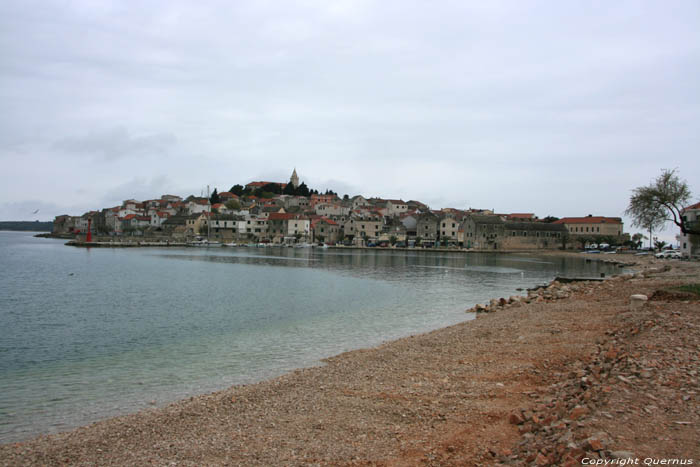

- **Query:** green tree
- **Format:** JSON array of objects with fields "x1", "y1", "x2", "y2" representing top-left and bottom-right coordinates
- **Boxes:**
[
  {"x1": 576, "y1": 235, "x2": 593, "y2": 250},
  {"x1": 229, "y1": 184, "x2": 245, "y2": 196},
  {"x1": 296, "y1": 182, "x2": 310, "y2": 197},
  {"x1": 631, "y1": 233, "x2": 646, "y2": 249},
  {"x1": 541, "y1": 216, "x2": 560, "y2": 223},
  {"x1": 283, "y1": 183, "x2": 296, "y2": 195},
  {"x1": 390, "y1": 235, "x2": 397, "y2": 246},
  {"x1": 210, "y1": 188, "x2": 220, "y2": 205},
  {"x1": 225, "y1": 199, "x2": 241, "y2": 210},
  {"x1": 654, "y1": 240, "x2": 667, "y2": 250},
  {"x1": 626, "y1": 200, "x2": 666, "y2": 250},
  {"x1": 626, "y1": 169, "x2": 699, "y2": 236},
  {"x1": 251, "y1": 188, "x2": 272, "y2": 198},
  {"x1": 261, "y1": 183, "x2": 282, "y2": 195}
]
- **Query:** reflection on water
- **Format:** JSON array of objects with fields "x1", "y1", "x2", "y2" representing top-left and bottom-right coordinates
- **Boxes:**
[{"x1": 0, "y1": 232, "x2": 619, "y2": 442}]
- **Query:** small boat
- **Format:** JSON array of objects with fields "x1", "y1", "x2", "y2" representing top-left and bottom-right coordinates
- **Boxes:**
[{"x1": 222, "y1": 242, "x2": 238, "y2": 247}]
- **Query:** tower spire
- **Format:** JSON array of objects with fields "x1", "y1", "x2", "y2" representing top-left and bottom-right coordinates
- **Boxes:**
[{"x1": 290, "y1": 168, "x2": 300, "y2": 189}]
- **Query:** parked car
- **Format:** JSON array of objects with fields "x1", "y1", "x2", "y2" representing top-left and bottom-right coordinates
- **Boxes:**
[{"x1": 655, "y1": 250, "x2": 681, "y2": 259}]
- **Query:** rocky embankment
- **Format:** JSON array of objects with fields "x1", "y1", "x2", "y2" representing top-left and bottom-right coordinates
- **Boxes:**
[{"x1": 1, "y1": 258, "x2": 698, "y2": 466}]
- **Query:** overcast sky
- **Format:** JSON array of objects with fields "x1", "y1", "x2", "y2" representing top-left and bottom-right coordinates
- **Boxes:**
[{"x1": 1, "y1": 1, "x2": 698, "y2": 241}]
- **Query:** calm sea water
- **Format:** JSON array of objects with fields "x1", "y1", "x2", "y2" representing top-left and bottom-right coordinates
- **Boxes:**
[{"x1": 0, "y1": 231, "x2": 617, "y2": 442}]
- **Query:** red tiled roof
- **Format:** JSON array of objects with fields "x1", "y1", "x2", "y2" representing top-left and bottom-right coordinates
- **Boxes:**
[
  {"x1": 553, "y1": 217, "x2": 622, "y2": 224},
  {"x1": 218, "y1": 192, "x2": 238, "y2": 198},
  {"x1": 246, "y1": 181, "x2": 287, "y2": 189},
  {"x1": 508, "y1": 213, "x2": 535, "y2": 219},
  {"x1": 122, "y1": 214, "x2": 137, "y2": 220},
  {"x1": 268, "y1": 213, "x2": 296, "y2": 221},
  {"x1": 311, "y1": 217, "x2": 338, "y2": 228},
  {"x1": 212, "y1": 203, "x2": 224, "y2": 209},
  {"x1": 683, "y1": 201, "x2": 700, "y2": 211}
]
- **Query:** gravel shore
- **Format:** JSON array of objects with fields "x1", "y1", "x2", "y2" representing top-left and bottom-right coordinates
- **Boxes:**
[{"x1": 2, "y1": 255, "x2": 698, "y2": 466}]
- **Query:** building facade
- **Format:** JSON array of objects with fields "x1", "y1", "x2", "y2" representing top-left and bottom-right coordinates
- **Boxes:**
[{"x1": 680, "y1": 202, "x2": 700, "y2": 258}]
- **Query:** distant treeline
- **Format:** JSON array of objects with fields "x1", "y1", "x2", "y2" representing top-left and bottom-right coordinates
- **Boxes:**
[{"x1": 0, "y1": 221, "x2": 53, "y2": 232}]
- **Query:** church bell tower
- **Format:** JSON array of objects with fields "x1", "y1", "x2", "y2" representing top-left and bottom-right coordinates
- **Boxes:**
[{"x1": 290, "y1": 168, "x2": 300, "y2": 189}]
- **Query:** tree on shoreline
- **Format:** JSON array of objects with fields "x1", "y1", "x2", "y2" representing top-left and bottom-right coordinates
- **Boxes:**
[{"x1": 626, "y1": 169, "x2": 700, "y2": 236}]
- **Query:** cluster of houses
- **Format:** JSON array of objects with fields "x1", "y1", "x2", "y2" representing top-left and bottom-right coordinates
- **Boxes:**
[{"x1": 53, "y1": 170, "x2": 634, "y2": 251}]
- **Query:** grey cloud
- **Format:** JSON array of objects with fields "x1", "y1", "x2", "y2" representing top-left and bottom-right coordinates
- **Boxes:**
[
  {"x1": 99, "y1": 175, "x2": 179, "y2": 207},
  {"x1": 53, "y1": 128, "x2": 176, "y2": 160},
  {"x1": 0, "y1": 200, "x2": 84, "y2": 222},
  {"x1": 0, "y1": 0, "x2": 698, "y2": 247}
]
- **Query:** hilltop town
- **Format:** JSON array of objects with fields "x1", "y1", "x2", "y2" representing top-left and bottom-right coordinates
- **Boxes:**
[{"x1": 53, "y1": 169, "x2": 627, "y2": 250}]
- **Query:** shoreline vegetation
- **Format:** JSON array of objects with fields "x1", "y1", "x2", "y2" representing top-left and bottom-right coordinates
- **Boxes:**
[
  {"x1": 2, "y1": 254, "x2": 698, "y2": 465},
  {"x1": 0, "y1": 222, "x2": 53, "y2": 232}
]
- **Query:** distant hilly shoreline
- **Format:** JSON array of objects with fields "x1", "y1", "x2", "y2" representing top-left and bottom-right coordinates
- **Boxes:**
[{"x1": 0, "y1": 221, "x2": 53, "y2": 232}]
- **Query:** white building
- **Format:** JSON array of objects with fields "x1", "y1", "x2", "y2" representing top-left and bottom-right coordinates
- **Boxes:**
[
  {"x1": 315, "y1": 203, "x2": 350, "y2": 217},
  {"x1": 385, "y1": 199, "x2": 408, "y2": 216},
  {"x1": 680, "y1": 201, "x2": 700, "y2": 258}
]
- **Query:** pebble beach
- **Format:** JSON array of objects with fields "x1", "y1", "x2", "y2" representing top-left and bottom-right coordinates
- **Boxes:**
[{"x1": 1, "y1": 254, "x2": 698, "y2": 466}]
